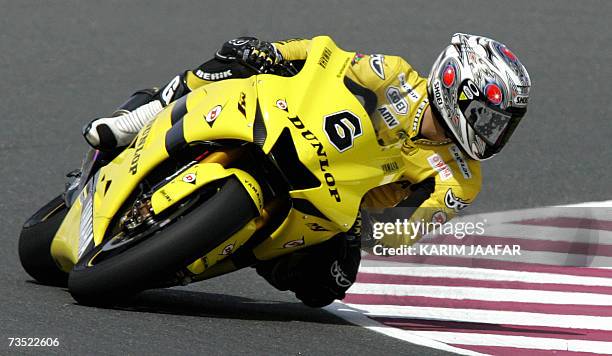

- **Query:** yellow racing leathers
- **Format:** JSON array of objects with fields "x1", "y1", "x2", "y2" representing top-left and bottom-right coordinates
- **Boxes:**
[{"x1": 274, "y1": 39, "x2": 482, "y2": 247}]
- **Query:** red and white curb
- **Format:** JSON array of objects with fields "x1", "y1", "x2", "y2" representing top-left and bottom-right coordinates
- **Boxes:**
[{"x1": 326, "y1": 200, "x2": 612, "y2": 355}]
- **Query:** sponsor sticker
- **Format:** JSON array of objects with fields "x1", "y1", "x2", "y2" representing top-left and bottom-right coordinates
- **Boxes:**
[
  {"x1": 306, "y1": 223, "x2": 329, "y2": 232},
  {"x1": 398, "y1": 73, "x2": 421, "y2": 102},
  {"x1": 330, "y1": 260, "x2": 352, "y2": 287},
  {"x1": 283, "y1": 236, "x2": 305, "y2": 248},
  {"x1": 514, "y1": 95, "x2": 529, "y2": 106},
  {"x1": 228, "y1": 38, "x2": 250, "y2": 46},
  {"x1": 411, "y1": 99, "x2": 428, "y2": 134},
  {"x1": 463, "y1": 79, "x2": 480, "y2": 100},
  {"x1": 351, "y1": 53, "x2": 365, "y2": 65},
  {"x1": 427, "y1": 153, "x2": 453, "y2": 181},
  {"x1": 159, "y1": 189, "x2": 172, "y2": 202},
  {"x1": 433, "y1": 80, "x2": 444, "y2": 107},
  {"x1": 195, "y1": 69, "x2": 232, "y2": 81},
  {"x1": 448, "y1": 145, "x2": 472, "y2": 179},
  {"x1": 289, "y1": 114, "x2": 342, "y2": 202},
  {"x1": 243, "y1": 178, "x2": 263, "y2": 210},
  {"x1": 369, "y1": 54, "x2": 385, "y2": 80},
  {"x1": 276, "y1": 99, "x2": 288, "y2": 111},
  {"x1": 238, "y1": 92, "x2": 246, "y2": 116},
  {"x1": 318, "y1": 47, "x2": 332, "y2": 69},
  {"x1": 182, "y1": 173, "x2": 196, "y2": 184},
  {"x1": 376, "y1": 106, "x2": 399, "y2": 128},
  {"x1": 444, "y1": 188, "x2": 470, "y2": 212},
  {"x1": 129, "y1": 122, "x2": 153, "y2": 175},
  {"x1": 220, "y1": 242, "x2": 235, "y2": 255},
  {"x1": 431, "y1": 210, "x2": 448, "y2": 224},
  {"x1": 381, "y1": 161, "x2": 399, "y2": 173},
  {"x1": 385, "y1": 86, "x2": 409, "y2": 115},
  {"x1": 205, "y1": 105, "x2": 222, "y2": 127}
]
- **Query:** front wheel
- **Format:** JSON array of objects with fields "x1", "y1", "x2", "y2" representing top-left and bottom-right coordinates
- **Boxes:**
[
  {"x1": 18, "y1": 195, "x2": 69, "y2": 287},
  {"x1": 68, "y1": 177, "x2": 258, "y2": 306}
]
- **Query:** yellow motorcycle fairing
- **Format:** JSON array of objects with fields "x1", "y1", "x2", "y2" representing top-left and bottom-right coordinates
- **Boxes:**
[
  {"x1": 51, "y1": 78, "x2": 261, "y2": 269},
  {"x1": 245, "y1": 37, "x2": 405, "y2": 260},
  {"x1": 188, "y1": 37, "x2": 408, "y2": 264},
  {"x1": 150, "y1": 162, "x2": 263, "y2": 214},
  {"x1": 51, "y1": 36, "x2": 407, "y2": 274}
]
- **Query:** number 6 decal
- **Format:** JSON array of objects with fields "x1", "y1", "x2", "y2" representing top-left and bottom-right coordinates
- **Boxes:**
[{"x1": 323, "y1": 110, "x2": 363, "y2": 152}]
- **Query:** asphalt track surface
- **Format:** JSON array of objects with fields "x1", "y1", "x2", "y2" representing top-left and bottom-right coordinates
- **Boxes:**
[{"x1": 1, "y1": 1, "x2": 610, "y2": 355}]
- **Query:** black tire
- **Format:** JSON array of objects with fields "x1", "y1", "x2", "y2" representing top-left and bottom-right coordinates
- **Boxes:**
[
  {"x1": 18, "y1": 195, "x2": 69, "y2": 287},
  {"x1": 68, "y1": 177, "x2": 258, "y2": 306}
]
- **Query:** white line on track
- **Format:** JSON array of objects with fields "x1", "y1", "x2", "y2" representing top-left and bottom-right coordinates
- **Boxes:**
[
  {"x1": 348, "y1": 282, "x2": 612, "y2": 305},
  {"x1": 560, "y1": 200, "x2": 612, "y2": 208},
  {"x1": 458, "y1": 200, "x2": 612, "y2": 224},
  {"x1": 407, "y1": 331, "x2": 612, "y2": 354},
  {"x1": 478, "y1": 224, "x2": 612, "y2": 244},
  {"x1": 364, "y1": 248, "x2": 612, "y2": 267},
  {"x1": 342, "y1": 304, "x2": 612, "y2": 331},
  {"x1": 324, "y1": 302, "x2": 486, "y2": 356},
  {"x1": 357, "y1": 266, "x2": 612, "y2": 287}
]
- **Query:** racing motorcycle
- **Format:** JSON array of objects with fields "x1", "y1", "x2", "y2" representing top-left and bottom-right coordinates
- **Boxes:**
[{"x1": 18, "y1": 36, "x2": 405, "y2": 306}]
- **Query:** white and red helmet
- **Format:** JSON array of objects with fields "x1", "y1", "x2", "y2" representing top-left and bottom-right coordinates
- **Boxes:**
[{"x1": 428, "y1": 33, "x2": 531, "y2": 160}]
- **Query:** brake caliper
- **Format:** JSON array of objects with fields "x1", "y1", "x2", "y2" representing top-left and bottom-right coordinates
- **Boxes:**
[{"x1": 120, "y1": 198, "x2": 154, "y2": 232}]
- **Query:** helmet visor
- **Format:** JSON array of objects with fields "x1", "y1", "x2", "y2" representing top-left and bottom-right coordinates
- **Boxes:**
[{"x1": 462, "y1": 100, "x2": 512, "y2": 147}]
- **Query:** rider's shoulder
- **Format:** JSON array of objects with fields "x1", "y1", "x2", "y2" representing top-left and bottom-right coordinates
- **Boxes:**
[
  {"x1": 434, "y1": 142, "x2": 482, "y2": 198},
  {"x1": 348, "y1": 53, "x2": 396, "y2": 80},
  {"x1": 349, "y1": 53, "x2": 420, "y2": 88},
  {"x1": 404, "y1": 141, "x2": 482, "y2": 197}
]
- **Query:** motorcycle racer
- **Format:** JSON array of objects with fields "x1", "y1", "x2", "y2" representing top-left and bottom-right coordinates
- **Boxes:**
[{"x1": 82, "y1": 34, "x2": 531, "y2": 307}]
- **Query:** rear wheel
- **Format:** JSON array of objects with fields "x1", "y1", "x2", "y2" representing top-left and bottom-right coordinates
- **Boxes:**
[
  {"x1": 68, "y1": 177, "x2": 258, "y2": 306},
  {"x1": 18, "y1": 195, "x2": 69, "y2": 287}
]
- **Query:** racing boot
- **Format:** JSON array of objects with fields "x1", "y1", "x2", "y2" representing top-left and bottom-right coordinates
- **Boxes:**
[{"x1": 83, "y1": 88, "x2": 161, "y2": 151}]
